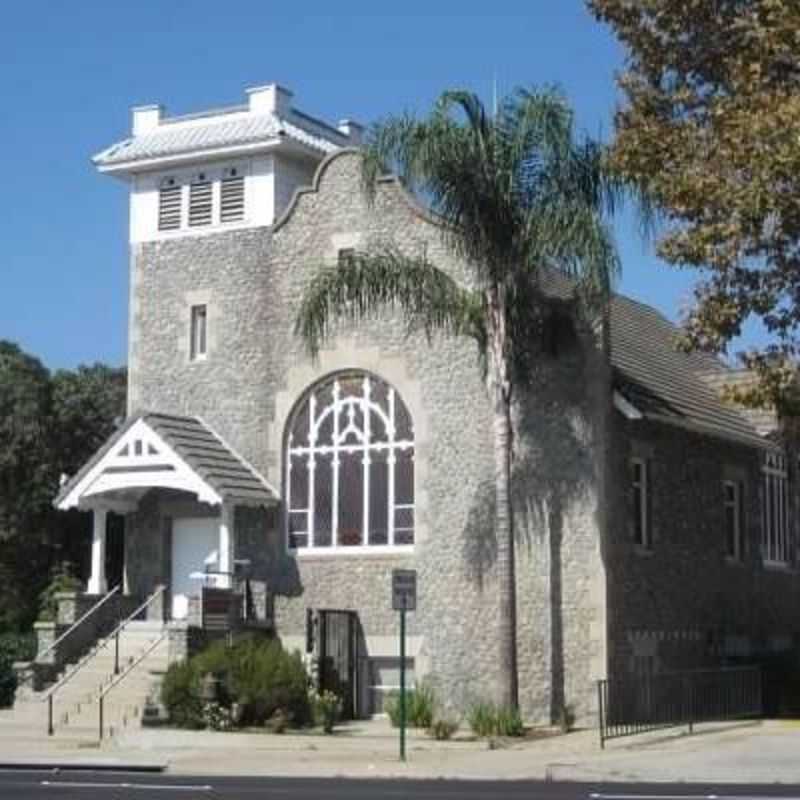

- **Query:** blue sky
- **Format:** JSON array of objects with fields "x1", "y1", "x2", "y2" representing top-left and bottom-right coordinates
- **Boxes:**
[{"x1": 0, "y1": 0, "x2": 727, "y2": 369}]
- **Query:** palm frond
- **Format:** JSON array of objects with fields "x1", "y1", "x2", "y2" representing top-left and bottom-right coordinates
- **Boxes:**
[{"x1": 295, "y1": 249, "x2": 485, "y2": 358}]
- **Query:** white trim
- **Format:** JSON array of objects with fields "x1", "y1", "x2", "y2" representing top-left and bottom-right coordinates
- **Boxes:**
[
  {"x1": 87, "y1": 508, "x2": 108, "y2": 595},
  {"x1": 95, "y1": 137, "x2": 325, "y2": 176},
  {"x1": 58, "y1": 418, "x2": 223, "y2": 510},
  {"x1": 294, "y1": 545, "x2": 414, "y2": 558},
  {"x1": 613, "y1": 391, "x2": 643, "y2": 420}
]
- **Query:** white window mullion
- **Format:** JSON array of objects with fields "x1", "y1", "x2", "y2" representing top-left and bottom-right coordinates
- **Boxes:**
[
  {"x1": 388, "y1": 388, "x2": 396, "y2": 547},
  {"x1": 308, "y1": 393, "x2": 316, "y2": 549},
  {"x1": 362, "y1": 376, "x2": 371, "y2": 546},
  {"x1": 332, "y1": 380, "x2": 341, "y2": 548}
]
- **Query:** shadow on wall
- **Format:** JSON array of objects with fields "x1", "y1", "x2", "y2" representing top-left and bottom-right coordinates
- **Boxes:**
[
  {"x1": 459, "y1": 324, "x2": 605, "y2": 721},
  {"x1": 236, "y1": 506, "x2": 303, "y2": 619}
]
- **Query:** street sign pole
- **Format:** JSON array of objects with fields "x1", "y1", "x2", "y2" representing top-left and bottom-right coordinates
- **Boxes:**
[
  {"x1": 399, "y1": 605, "x2": 406, "y2": 762},
  {"x1": 391, "y1": 568, "x2": 416, "y2": 764}
]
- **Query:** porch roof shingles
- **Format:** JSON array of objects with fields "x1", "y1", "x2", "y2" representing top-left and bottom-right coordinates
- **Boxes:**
[
  {"x1": 143, "y1": 413, "x2": 276, "y2": 504},
  {"x1": 54, "y1": 412, "x2": 276, "y2": 508}
]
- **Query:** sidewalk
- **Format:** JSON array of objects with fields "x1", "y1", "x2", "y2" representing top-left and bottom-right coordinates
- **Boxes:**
[
  {"x1": 113, "y1": 717, "x2": 800, "y2": 782},
  {"x1": 3, "y1": 717, "x2": 800, "y2": 782}
]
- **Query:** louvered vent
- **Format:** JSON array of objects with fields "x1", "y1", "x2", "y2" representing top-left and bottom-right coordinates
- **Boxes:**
[
  {"x1": 158, "y1": 179, "x2": 182, "y2": 231},
  {"x1": 189, "y1": 175, "x2": 213, "y2": 227},
  {"x1": 220, "y1": 168, "x2": 245, "y2": 223}
]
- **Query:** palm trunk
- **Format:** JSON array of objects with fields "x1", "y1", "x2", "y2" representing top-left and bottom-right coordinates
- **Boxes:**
[{"x1": 487, "y1": 286, "x2": 519, "y2": 710}]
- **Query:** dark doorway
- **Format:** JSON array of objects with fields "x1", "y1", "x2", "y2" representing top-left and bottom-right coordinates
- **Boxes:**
[
  {"x1": 105, "y1": 513, "x2": 125, "y2": 592},
  {"x1": 317, "y1": 610, "x2": 360, "y2": 719}
]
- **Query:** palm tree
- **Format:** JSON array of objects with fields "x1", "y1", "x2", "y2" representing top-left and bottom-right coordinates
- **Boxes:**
[{"x1": 295, "y1": 87, "x2": 624, "y2": 710}]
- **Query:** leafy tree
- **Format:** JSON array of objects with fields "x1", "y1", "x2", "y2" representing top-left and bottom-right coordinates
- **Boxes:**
[
  {"x1": 51, "y1": 364, "x2": 126, "y2": 478},
  {"x1": 295, "y1": 88, "x2": 625, "y2": 708},
  {"x1": 588, "y1": 0, "x2": 800, "y2": 409},
  {"x1": 0, "y1": 341, "x2": 126, "y2": 631}
]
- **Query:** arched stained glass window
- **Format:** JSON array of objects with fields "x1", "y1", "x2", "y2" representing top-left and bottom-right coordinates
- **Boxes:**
[{"x1": 286, "y1": 373, "x2": 415, "y2": 550}]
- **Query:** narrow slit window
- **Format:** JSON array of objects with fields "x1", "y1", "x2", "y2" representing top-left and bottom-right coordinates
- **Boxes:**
[
  {"x1": 724, "y1": 480, "x2": 744, "y2": 561},
  {"x1": 631, "y1": 458, "x2": 650, "y2": 549},
  {"x1": 190, "y1": 305, "x2": 208, "y2": 361},
  {"x1": 188, "y1": 173, "x2": 213, "y2": 227},
  {"x1": 220, "y1": 167, "x2": 245, "y2": 223},
  {"x1": 158, "y1": 178, "x2": 182, "y2": 231}
]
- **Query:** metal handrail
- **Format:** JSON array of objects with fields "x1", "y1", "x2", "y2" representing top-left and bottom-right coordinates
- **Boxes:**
[
  {"x1": 26, "y1": 585, "x2": 121, "y2": 676},
  {"x1": 98, "y1": 632, "x2": 167, "y2": 740},
  {"x1": 44, "y1": 584, "x2": 166, "y2": 735}
]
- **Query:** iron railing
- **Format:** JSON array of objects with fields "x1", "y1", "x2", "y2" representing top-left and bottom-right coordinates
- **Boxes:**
[
  {"x1": 597, "y1": 666, "x2": 762, "y2": 748},
  {"x1": 19, "y1": 585, "x2": 122, "y2": 688},
  {"x1": 44, "y1": 585, "x2": 166, "y2": 736},
  {"x1": 98, "y1": 632, "x2": 167, "y2": 740}
]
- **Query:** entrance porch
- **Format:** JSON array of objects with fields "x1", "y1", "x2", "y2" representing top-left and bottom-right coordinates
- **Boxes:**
[{"x1": 54, "y1": 412, "x2": 279, "y2": 633}]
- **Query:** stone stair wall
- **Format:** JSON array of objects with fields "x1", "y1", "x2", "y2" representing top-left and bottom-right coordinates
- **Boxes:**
[{"x1": 0, "y1": 622, "x2": 168, "y2": 741}]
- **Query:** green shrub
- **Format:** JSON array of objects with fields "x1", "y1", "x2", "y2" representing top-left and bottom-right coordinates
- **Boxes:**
[
  {"x1": 428, "y1": 718, "x2": 458, "y2": 740},
  {"x1": 161, "y1": 660, "x2": 203, "y2": 728},
  {"x1": 494, "y1": 705, "x2": 525, "y2": 737},
  {"x1": 467, "y1": 701, "x2": 525, "y2": 738},
  {"x1": 467, "y1": 701, "x2": 497, "y2": 738},
  {"x1": 37, "y1": 565, "x2": 83, "y2": 622},
  {"x1": 311, "y1": 689, "x2": 342, "y2": 734},
  {"x1": 385, "y1": 681, "x2": 437, "y2": 728},
  {"x1": 160, "y1": 637, "x2": 311, "y2": 729},
  {"x1": 0, "y1": 633, "x2": 36, "y2": 709},
  {"x1": 0, "y1": 633, "x2": 37, "y2": 664},
  {"x1": 228, "y1": 638, "x2": 310, "y2": 726}
]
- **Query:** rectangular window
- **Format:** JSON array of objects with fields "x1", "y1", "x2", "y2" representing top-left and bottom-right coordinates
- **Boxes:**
[
  {"x1": 631, "y1": 458, "x2": 650, "y2": 549},
  {"x1": 189, "y1": 305, "x2": 207, "y2": 361},
  {"x1": 220, "y1": 169, "x2": 245, "y2": 223},
  {"x1": 762, "y1": 452, "x2": 792, "y2": 564},
  {"x1": 724, "y1": 480, "x2": 744, "y2": 561},
  {"x1": 158, "y1": 179, "x2": 182, "y2": 231},
  {"x1": 337, "y1": 248, "x2": 355, "y2": 267},
  {"x1": 188, "y1": 175, "x2": 213, "y2": 227}
]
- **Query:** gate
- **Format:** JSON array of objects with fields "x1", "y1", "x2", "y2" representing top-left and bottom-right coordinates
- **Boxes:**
[{"x1": 317, "y1": 610, "x2": 359, "y2": 719}]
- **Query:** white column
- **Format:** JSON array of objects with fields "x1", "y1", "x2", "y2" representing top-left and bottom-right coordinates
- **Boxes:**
[
  {"x1": 87, "y1": 507, "x2": 108, "y2": 595},
  {"x1": 218, "y1": 502, "x2": 234, "y2": 589}
]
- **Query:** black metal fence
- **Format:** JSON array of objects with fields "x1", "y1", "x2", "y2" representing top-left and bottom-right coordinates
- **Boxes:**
[{"x1": 597, "y1": 666, "x2": 762, "y2": 747}]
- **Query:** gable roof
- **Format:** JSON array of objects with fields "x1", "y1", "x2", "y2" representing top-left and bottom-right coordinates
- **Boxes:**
[
  {"x1": 94, "y1": 108, "x2": 347, "y2": 171},
  {"x1": 608, "y1": 295, "x2": 770, "y2": 448},
  {"x1": 55, "y1": 412, "x2": 277, "y2": 509}
]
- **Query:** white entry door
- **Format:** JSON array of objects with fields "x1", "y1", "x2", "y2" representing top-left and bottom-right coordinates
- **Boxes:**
[{"x1": 171, "y1": 517, "x2": 219, "y2": 620}]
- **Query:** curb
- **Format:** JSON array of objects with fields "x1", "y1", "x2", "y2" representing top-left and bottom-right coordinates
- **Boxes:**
[{"x1": 0, "y1": 760, "x2": 166, "y2": 773}]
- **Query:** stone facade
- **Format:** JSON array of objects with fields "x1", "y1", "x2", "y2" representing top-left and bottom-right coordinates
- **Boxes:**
[
  {"x1": 116, "y1": 146, "x2": 800, "y2": 726},
  {"x1": 120, "y1": 150, "x2": 609, "y2": 723}
]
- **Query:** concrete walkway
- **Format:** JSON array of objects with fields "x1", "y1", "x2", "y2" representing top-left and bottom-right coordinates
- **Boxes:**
[{"x1": 3, "y1": 717, "x2": 800, "y2": 783}]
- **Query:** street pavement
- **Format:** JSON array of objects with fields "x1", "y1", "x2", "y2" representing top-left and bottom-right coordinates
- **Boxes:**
[
  {"x1": 3, "y1": 773, "x2": 800, "y2": 800},
  {"x1": 3, "y1": 718, "x2": 800, "y2": 784}
]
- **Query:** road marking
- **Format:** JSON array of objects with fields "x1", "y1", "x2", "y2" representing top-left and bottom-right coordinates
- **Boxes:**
[
  {"x1": 41, "y1": 780, "x2": 213, "y2": 791},
  {"x1": 590, "y1": 795, "x2": 800, "y2": 800}
]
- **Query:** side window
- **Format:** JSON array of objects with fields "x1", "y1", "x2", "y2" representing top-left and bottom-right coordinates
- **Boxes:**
[
  {"x1": 190, "y1": 305, "x2": 208, "y2": 361},
  {"x1": 337, "y1": 248, "x2": 355, "y2": 267},
  {"x1": 723, "y1": 480, "x2": 745, "y2": 561},
  {"x1": 631, "y1": 458, "x2": 651, "y2": 549}
]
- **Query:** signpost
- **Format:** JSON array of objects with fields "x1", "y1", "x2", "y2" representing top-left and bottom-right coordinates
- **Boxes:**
[{"x1": 392, "y1": 569, "x2": 416, "y2": 762}]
